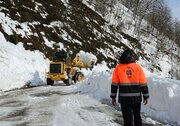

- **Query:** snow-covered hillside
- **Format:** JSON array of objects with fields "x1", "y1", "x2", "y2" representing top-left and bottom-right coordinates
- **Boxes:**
[
  {"x1": 0, "y1": 32, "x2": 48, "y2": 91},
  {"x1": 82, "y1": 0, "x2": 180, "y2": 79}
]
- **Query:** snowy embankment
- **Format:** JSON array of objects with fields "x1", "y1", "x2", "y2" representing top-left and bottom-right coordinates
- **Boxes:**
[
  {"x1": 0, "y1": 32, "x2": 48, "y2": 91},
  {"x1": 76, "y1": 64, "x2": 180, "y2": 126}
]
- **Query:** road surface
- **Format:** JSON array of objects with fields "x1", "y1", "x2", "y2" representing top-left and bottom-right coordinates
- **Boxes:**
[{"x1": 0, "y1": 84, "x2": 167, "y2": 126}]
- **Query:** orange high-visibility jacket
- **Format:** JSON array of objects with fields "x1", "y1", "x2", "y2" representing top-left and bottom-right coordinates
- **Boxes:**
[{"x1": 111, "y1": 62, "x2": 149, "y2": 104}]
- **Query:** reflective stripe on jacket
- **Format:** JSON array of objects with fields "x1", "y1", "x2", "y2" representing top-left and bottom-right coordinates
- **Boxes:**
[{"x1": 110, "y1": 62, "x2": 149, "y2": 104}]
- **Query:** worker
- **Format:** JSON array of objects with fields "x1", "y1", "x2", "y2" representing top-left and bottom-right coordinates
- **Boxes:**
[
  {"x1": 110, "y1": 49, "x2": 149, "y2": 126},
  {"x1": 89, "y1": 60, "x2": 95, "y2": 70}
]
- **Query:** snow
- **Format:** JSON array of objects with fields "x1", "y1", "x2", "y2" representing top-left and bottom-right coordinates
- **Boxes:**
[
  {"x1": 0, "y1": 32, "x2": 48, "y2": 91},
  {"x1": 0, "y1": 12, "x2": 35, "y2": 37},
  {"x1": 53, "y1": 91, "x2": 120, "y2": 126},
  {"x1": 1, "y1": 30, "x2": 180, "y2": 125},
  {"x1": 82, "y1": 0, "x2": 179, "y2": 80},
  {"x1": 143, "y1": 77, "x2": 180, "y2": 125},
  {"x1": 34, "y1": 2, "x2": 48, "y2": 19},
  {"x1": 61, "y1": 0, "x2": 69, "y2": 7},
  {"x1": 0, "y1": 1, "x2": 180, "y2": 125},
  {"x1": 41, "y1": 32, "x2": 55, "y2": 49},
  {"x1": 76, "y1": 64, "x2": 180, "y2": 126},
  {"x1": 78, "y1": 50, "x2": 97, "y2": 67}
]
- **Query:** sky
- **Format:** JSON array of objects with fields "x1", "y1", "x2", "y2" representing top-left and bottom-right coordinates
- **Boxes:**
[{"x1": 165, "y1": 0, "x2": 180, "y2": 20}]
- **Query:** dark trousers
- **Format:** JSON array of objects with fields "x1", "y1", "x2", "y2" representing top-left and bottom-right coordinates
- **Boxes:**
[{"x1": 121, "y1": 103, "x2": 142, "y2": 126}]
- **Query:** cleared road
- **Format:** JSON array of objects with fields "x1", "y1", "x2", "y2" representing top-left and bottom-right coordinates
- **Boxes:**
[{"x1": 0, "y1": 85, "x2": 167, "y2": 126}]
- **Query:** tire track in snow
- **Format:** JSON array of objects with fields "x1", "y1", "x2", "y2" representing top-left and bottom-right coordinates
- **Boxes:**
[{"x1": 53, "y1": 93, "x2": 121, "y2": 126}]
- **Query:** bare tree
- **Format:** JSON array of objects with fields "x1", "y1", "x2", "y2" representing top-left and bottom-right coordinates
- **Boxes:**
[
  {"x1": 121, "y1": 0, "x2": 165, "y2": 37},
  {"x1": 91, "y1": 0, "x2": 117, "y2": 17},
  {"x1": 173, "y1": 20, "x2": 180, "y2": 46}
]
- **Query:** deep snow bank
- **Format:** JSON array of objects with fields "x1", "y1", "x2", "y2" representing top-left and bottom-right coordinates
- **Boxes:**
[
  {"x1": 0, "y1": 32, "x2": 48, "y2": 91},
  {"x1": 143, "y1": 77, "x2": 180, "y2": 125},
  {"x1": 76, "y1": 65, "x2": 180, "y2": 125},
  {"x1": 76, "y1": 62, "x2": 111, "y2": 100}
]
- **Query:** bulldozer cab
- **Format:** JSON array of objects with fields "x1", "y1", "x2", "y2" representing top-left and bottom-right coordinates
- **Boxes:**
[{"x1": 49, "y1": 62, "x2": 65, "y2": 74}]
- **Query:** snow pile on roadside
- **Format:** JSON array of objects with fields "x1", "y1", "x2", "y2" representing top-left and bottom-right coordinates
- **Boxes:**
[
  {"x1": 0, "y1": 32, "x2": 48, "y2": 91},
  {"x1": 76, "y1": 64, "x2": 180, "y2": 125},
  {"x1": 143, "y1": 77, "x2": 180, "y2": 125},
  {"x1": 76, "y1": 61, "x2": 111, "y2": 100},
  {"x1": 78, "y1": 50, "x2": 97, "y2": 67}
]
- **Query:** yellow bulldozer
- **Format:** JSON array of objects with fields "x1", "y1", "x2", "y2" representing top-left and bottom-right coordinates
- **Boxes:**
[{"x1": 46, "y1": 50, "x2": 94, "y2": 86}]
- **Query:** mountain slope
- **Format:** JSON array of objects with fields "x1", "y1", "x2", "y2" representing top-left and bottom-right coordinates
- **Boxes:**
[
  {"x1": 0, "y1": 0, "x2": 128, "y2": 66},
  {"x1": 0, "y1": 0, "x2": 179, "y2": 79}
]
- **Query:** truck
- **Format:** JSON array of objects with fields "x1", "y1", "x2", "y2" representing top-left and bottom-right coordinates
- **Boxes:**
[{"x1": 46, "y1": 50, "x2": 94, "y2": 86}]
